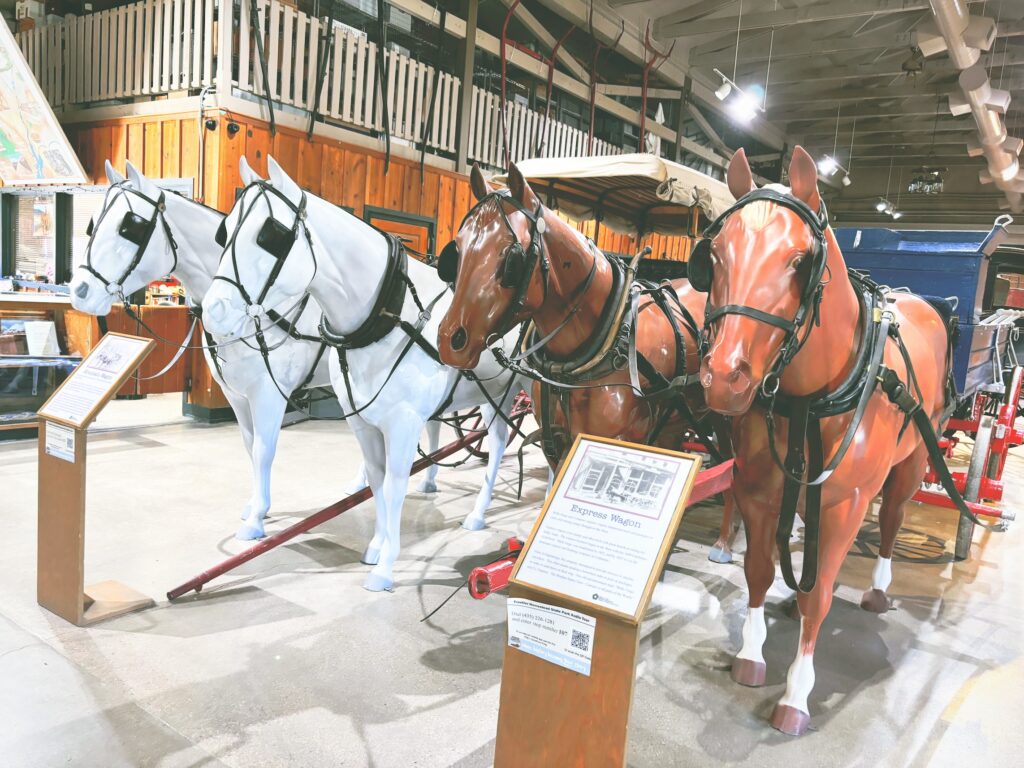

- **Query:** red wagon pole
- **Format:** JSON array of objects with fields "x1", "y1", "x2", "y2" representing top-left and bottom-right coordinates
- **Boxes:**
[{"x1": 167, "y1": 398, "x2": 532, "y2": 601}]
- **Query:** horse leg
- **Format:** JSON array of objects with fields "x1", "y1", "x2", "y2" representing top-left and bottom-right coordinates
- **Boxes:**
[
  {"x1": 463, "y1": 404, "x2": 508, "y2": 531},
  {"x1": 416, "y1": 419, "x2": 442, "y2": 493},
  {"x1": 348, "y1": 415, "x2": 388, "y2": 566},
  {"x1": 709, "y1": 490, "x2": 740, "y2": 563},
  {"x1": 365, "y1": 411, "x2": 423, "y2": 592},
  {"x1": 236, "y1": 387, "x2": 288, "y2": 541},
  {"x1": 771, "y1": 497, "x2": 866, "y2": 735},
  {"x1": 861, "y1": 444, "x2": 927, "y2": 613},
  {"x1": 343, "y1": 463, "x2": 369, "y2": 495},
  {"x1": 223, "y1": 389, "x2": 257, "y2": 521},
  {"x1": 731, "y1": 496, "x2": 778, "y2": 687}
]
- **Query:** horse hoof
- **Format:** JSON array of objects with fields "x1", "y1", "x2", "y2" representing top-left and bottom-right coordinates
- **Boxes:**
[
  {"x1": 731, "y1": 657, "x2": 766, "y2": 687},
  {"x1": 708, "y1": 544, "x2": 733, "y2": 564},
  {"x1": 235, "y1": 523, "x2": 266, "y2": 541},
  {"x1": 363, "y1": 573, "x2": 394, "y2": 592},
  {"x1": 361, "y1": 547, "x2": 380, "y2": 566},
  {"x1": 860, "y1": 588, "x2": 892, "y2": 613},
  {"x1": 416, "y1": 480, "x2": 438, "y2": 494},
  {"x1": 770, "y1": 704, "x2": 811, "y2": 736},
  {"x1": 461, "y1": 516, "x2": 486, "y2": 532}
]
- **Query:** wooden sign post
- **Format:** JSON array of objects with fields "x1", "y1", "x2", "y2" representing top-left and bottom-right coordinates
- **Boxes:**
[
  {"x1": 494, "y1": 435, "x2": 701, "y2": 768},
  {"x1": 36, "y1": 332, "x2": 157, "y2": 626}
]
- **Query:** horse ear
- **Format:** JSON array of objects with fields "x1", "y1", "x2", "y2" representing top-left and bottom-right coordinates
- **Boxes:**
[
  {"x1": 726, "y1": 148, "x2": 755, "y2": 200},
  {"x1": 105, "y1": 159, "x2": 126, "y2": 184},
  {"x1": 239, "y1": 155, "x2": 262, "y2": 186},
  {"x1": 788, "y1": 145, "x2": 822, "y2": 213},
  {"x1": 267, "y1": 155, "x2": 302, "y2": 201},
  {"x1": 125, "y1": 160, "x2": 143, "y2": 186},
  {"x1": 470, "y1": 163, "x2": 492, "y2": 201},
  {"x1": 506, "y1": 162, "x2": 539, "y2": 209}
]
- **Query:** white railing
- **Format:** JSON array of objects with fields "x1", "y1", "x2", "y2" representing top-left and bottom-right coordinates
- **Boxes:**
[
  {"x1": 18, "y1": 0, "x2": 217, "y2": 109},
  {"x1": 17, "y1": 0, "x2": 622, "y2": 166},
  {"x1": 467, "y1": 90, "x2": 619, "y2": 168},
  {"x1": 234, "y1": 0, "x2": 460, "y2": 152}
]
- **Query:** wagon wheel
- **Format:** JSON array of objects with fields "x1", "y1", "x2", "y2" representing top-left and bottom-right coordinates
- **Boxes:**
[{"x1": 954, "y1": 414, "x2": 993, "y2": 561}]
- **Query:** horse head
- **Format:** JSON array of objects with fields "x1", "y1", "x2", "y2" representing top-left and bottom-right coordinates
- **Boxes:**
[
  {"x1": 699, "y1": 146, "x2": 828, "y2": 415},
  {"x1": 70, "y1": 160, "x2": 179, "y2": 315},
  {"x1": 202, "y1": 156, "x2": 318, "y2": 339},
  {"x1": 438, "y1": 163, "x2": 548, "y2": 368}
]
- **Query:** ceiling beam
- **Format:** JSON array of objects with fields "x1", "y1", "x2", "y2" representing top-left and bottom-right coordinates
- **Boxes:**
[
  {"x1": 596, "y1": 84, "x2": 683, "y2": 99},
  {"x1": 497, "y1": 0, "x2": 589, "y2": 83},
  {"x1": 657, "y1": 0, "x2": 935, "y2": 39},
  {"x1": 685, "y1": 102, "x2": 734, "y2": 157},
  {"x1": 690, "y1": 29, "x2": 916, "y2": 63}
]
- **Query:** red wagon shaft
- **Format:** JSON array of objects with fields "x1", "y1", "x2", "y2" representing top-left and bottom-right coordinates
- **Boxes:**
[{"x1": 167, "y1": 401, "x2": 532, "y2": 601}]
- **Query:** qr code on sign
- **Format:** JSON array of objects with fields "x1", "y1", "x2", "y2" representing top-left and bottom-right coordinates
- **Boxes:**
[{"x1": 570, "y1": 629, "x2": 590, "y2": 652}]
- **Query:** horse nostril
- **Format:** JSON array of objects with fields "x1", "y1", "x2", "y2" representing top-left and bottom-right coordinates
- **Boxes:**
[
  {"x1": 74, "y1": 282, "x2": 89, "y2": 299},
  {"x1": 450, "y1": 327, "x2": 468, "y2": 351}
]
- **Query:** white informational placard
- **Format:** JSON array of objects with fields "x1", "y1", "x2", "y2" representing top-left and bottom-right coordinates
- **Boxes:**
[
  {"x1": 513, "y1": 438, "x2": 699, "y2": 619},
  {"x1": 43, "y1": 421, "x2": 75, "y2": 463},
  {"x1": 37, "y1": 334, "x2": 153, "y2": 428},
  {"x1": 507, "y1": 598, "x2": 596, "y2": 676}
]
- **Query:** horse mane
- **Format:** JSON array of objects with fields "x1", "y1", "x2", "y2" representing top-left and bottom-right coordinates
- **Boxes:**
[{"x1": 739, "y1": 183, "x2": 792, "y2": 232}]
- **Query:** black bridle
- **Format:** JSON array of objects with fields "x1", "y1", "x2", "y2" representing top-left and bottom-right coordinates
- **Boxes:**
[
  {"x1": 438, "y1": 190, "x2": 551, "y2": 332},
  {"x1": 212, "y1": 180, "x2": 315, "y2": 318},
  {"x1": 691, "y1": 187, "x2": 830, "y2": 397},
  {"x1": 83, "y1": 182, "x2": 179, "y2": 297}
]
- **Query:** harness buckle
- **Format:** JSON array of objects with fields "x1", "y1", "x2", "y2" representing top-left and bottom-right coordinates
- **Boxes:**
[
  {"x1": 761, "y1": 373, "x2": 781, "y2": 397},
  {"x1": 105, "y1": 283, "x2": 121, "y2": 296},
  {"x1": 246, "y1": 304, "x2": 265, "y2": 318}
]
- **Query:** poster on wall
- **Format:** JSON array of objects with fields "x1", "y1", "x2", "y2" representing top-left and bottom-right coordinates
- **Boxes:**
[{"x1": 0, "y1": 22, "x2": 86, "y2": 185}]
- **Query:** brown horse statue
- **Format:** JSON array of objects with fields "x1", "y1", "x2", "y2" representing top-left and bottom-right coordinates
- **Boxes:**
[
  {"x1": 698, "y1": 146, "x2": 952, "y2": 734},
  {"x1": 437, "y1": 163, "x2": 737, "y2": 561}
]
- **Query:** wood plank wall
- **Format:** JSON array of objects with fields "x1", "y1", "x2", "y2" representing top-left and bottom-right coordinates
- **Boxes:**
[{"x1": 66, "y1": 110, "x2": 695, "y2": 261}]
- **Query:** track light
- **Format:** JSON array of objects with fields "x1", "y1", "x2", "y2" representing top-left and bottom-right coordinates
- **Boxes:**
[
  {"x1": 712, "y1": 69, "x2": 765, "y2": 124},
  {"x1": 817, "y1": 155, "x2": 839, "y2": 175},
  {"x1": 715, "y1": 80, "x2": 732, "y2": 100},
  {"x1": 875, "y1": 198, "x2": 889, "y2": 212}
]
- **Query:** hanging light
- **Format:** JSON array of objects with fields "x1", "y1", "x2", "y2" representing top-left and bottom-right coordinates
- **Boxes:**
[
  {"x1": 817, "y1": 155, "x2": 839, "y2": 175},
  {"x1": 876, "y1": 198, "x2": 891, "y2": 212},
  {"x1": 715, "y1": 80, "x2": 733, "y2": 100}
]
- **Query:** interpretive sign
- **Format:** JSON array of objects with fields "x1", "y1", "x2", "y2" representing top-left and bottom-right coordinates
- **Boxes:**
[
  {"x1": 43, "y1": 421, "x2": 75, "y2": 463},
  {"x1": 37, "y1": 333, "x2": 155, "y2": 429},
  {"x1": 507, "y1": 598, "x2": 596, "y2": 676},
  {"x1": 511, "y1": 435, "x2": 700, "y2": 623}
]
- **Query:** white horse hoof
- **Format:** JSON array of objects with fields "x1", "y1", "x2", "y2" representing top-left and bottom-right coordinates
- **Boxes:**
[
  {"x1": 235, "y1": 522, "x2": 266, "y2": 541},
  {"x1": 361, "y1": 546, "x2": 380, "y2": 566},
  {"x1": 708, "y1": 544, "x2": 733, "y2": 564},
  {"x1": 461, "y1": 515, "x2": 486, "y2": 531},
  {"x1": 364, "y1": 572, "x2": 394, "y2": 592},
  {"x1": 416, "y1": 479, "x2": 438, "y2": 494}
]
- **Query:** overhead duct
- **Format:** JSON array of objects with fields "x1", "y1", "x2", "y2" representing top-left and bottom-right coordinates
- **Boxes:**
[{"x1": 917, "y1": 0, "x2": 1023, "y2": 212}]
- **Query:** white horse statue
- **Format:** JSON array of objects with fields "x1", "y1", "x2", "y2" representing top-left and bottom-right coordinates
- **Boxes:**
[
  {"x1": 202, "y1": 157, "x2": 526, "y2": 591},
  {"x1": 68, "y1": 158, "x2": 367, "y2": 541}
]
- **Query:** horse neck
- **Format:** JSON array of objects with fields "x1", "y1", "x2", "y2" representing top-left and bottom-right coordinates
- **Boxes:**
[
  {"x1": 779, "y1": 229, "x2": 862, "y2": 396},
  {"x1": 304, "y1": 196, "x2": 390, "y2": 335},
  {"x1": 531, "y1": 218, "x2": 616, "y2": 359},
  {"x1": 163, "y1": 194, "x2": 222, "y2": 302}
]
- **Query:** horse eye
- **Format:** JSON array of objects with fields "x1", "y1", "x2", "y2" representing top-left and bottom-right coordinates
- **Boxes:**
[{"x1": 791, "y1": 255, "x2": 804, "y2": 269}]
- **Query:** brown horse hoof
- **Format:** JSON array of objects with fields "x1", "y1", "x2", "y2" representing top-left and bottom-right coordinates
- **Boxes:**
[
  {"x1": 731, "y1": 657, "x2": 766, "y2": 687},
  {"x1": 770, "y1": 704, "x2": 811, "y2": 736},
  {"x1": 860, "y1": 588, "x2": 892, "y2": 613}
]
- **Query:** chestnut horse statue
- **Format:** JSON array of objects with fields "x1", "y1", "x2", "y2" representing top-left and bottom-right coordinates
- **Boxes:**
[
  {"x1": 437, "y1": 164, "x2": 737, "y2": 561},
  {"x1": 697, "y1": 146, "x2": 956, "y2": 734}
]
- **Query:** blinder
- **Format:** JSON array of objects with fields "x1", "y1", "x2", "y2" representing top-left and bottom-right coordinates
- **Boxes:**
[
  {"x1": 256, "y1": 217, "x2": 296, "y2": 260},
  {"x1": 118, "y1": 212, "x2": 151, "y2": 246},
  {"x1": 86, "y1": 217, "x2": 95, "y2": 237},
  {"x1": 687, "y1": 238, "x2": 713, "y2": 293},
  {"x1": 215, "y1": 219, "x2": 228, "y2": 247},
  {"x1": 437, "y1": 239, "x2": 458, "y2": 283},
  {"x1": 500, "y1": 242, "x2": 528, "y2": 289}
]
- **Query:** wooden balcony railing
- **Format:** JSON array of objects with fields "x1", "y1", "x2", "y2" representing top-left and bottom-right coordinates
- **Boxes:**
[{"x1": 17, "y1": 0, "x2": 621, "y2": 168}]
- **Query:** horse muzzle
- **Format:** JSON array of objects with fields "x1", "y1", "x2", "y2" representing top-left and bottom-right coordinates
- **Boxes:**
[{"x1": 700, "y1": 352, "x2": 758, "y2": 416}]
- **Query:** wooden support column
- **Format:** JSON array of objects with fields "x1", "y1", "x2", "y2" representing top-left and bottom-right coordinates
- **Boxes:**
[
  {"x1": 0, "y1": 194, "x2": 16, "y2": 277},
  {"x1": 674, "y1": 79, "x2": 690, "y2": 164},
  {"x1": 455, "y1": 0, "x2": 479, "y2": 174},
  {"x1": 216, "y1": 0, "x2": 234, "y2": 94}
]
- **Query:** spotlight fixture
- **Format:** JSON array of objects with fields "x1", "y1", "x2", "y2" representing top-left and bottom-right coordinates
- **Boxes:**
[
  {"x1": 891, "y1": 211, "x2": 903, "y2": 220},
  {"x1": 817, "y1": 155, "x2": 839, "y2": 175},
  {"x1": 875, "y1": 198, "x2": 890, "y2": 213},
  {"x1": 908, "y1": 166, "x2": 946, "y2": 195},
  {"x1": 712, "y1": 68, "x2": 765, "y2": 124}
]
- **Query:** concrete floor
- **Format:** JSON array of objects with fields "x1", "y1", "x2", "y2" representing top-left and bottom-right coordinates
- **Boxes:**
[{"x1": 0, "y1": 407, "x2": 1021, "y2": 767}]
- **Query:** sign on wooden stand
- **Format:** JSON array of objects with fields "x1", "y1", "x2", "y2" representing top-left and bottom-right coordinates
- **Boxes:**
[
  {"x1": 36, "y1": 332, "x2": 156, "y2": 626},
  {"x1": 494, "y1": 434, "x2": 701, "y2": 768}
]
